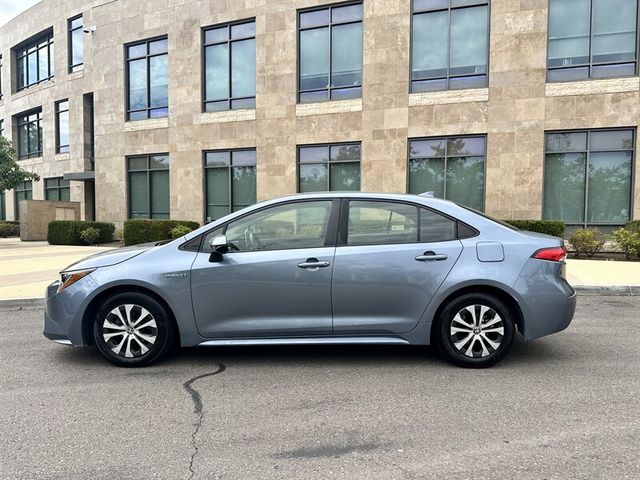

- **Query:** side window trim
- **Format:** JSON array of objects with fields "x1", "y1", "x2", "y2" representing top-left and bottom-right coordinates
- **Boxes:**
[
  {"x1": 190, "y1": 198, "x2": 340, "y2": 253},
  {"x1": 336, "y1": 198, "x2": 477, "y2": 246}
]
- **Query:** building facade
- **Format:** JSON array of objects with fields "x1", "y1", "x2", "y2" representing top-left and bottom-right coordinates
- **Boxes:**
[{"x1": 0, "y1": 0, "x2": 639, "y2": 231}]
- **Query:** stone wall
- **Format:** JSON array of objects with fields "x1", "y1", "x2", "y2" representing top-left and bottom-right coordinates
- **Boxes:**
[{"x1": 19, "y1": 200, "x2": 80, "y2": 241}]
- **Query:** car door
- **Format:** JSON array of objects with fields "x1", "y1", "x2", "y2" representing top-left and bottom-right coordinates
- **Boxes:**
[
  {"x1": 331, "y1": 199, "x2": 463, "y2": 334},
  {"x1": 190, "y1": 199, "x2": 338, "y2": 338}
]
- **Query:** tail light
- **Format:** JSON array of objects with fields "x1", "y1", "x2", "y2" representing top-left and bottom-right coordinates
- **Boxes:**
[{"x1": 532, "y1": 246, "x2": 567, "y2": 262}]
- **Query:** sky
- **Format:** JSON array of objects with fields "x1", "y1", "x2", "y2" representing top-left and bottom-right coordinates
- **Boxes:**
[{"x1": 0, "y1": 0, "x2": 42, "y2": 26}]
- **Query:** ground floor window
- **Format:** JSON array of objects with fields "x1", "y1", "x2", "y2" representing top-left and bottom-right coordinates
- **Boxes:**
[
  {"x1": 204, "y1": 149, "x2": 257, "y2": 222},
  {"x1": 0, "y1": 191, "x2": 5, "y2": 220},
  {"x1": 15, "y1": 181, "x2": 33, "y2": 220},
  {"x1": 543, "y1": 129, "x2": 634, "y2": 226},
  {"x1": 408, "y1": 136, "x2": 486, "y2": 211},
  {"x1": 45, "y1": 177, "x2": 71, "y2": 202},
  {"x1": 127, "y1": 154, "x2": 170, "y2": 219},
  {"x1": 298, "y1": 143, "x2": 361, "y2": 192}
]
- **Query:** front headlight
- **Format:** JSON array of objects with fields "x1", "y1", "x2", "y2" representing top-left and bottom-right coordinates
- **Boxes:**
[{"x1": 57, "y1": 269, "x2": 96, "y2": 293}]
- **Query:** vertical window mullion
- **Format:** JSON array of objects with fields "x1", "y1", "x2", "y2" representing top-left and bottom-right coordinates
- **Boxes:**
[{"x1": 584, "y1": 133, "x2": 590, "y2": 228}]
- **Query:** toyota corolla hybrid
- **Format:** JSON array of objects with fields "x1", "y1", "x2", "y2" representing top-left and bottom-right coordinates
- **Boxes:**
[{"x1": 44, "y1": 192, "x2": 576, "y2": 368}]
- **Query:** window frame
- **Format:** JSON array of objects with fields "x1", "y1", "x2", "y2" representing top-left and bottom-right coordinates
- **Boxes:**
[
  {"x1": 126, "y1": 153, "x2": 171, "y2": 219},
  {"x1": 203, "y1": 148, "x2": 257, "y2": 223},
  {"x1": 409, "y1": 0, "x2": 491, "y2": 93},
  {"x1": 16, "y1": 108, "x2": 43, "y2": 160},
  {"x1": 201, "y1": 18, "x2": 256, "y2": 112},
  {"x1": 297, "y1": 141, "x2": 362, "y2": 193},
  {"x1": 297, "y1": 1, "x2": 364, "y2": 103},
  {"x1": 55, "y1": 99, "x2": 70, "y2": 154},
  {"x1": 68, "y1": 14, "x2": 84, "y2": 73},
  {"x1": 546, "y1": 0, "x2": 640, "y2": 82},
  {"x1": 406, "y1": 134, "x2": 487, "y2": 211},
  {"x1": 190, "y1": 198, "x2": 341, "y2": 254},
  {"x1": 339, "y1": 197, "x2": 473, "y2": 247},
  {"x1": 542, "y1": 127, "x2": 636, "y2": 227},
  {"x1": 14, "y1": 180, "x2": 33, "y2": 220},
  {"x1": 15, "y1": 30, "x2": 54, "y2": 91},
  {"x1": 124, "y1": 36, "x2": 169, "y2": 121},
  {"x1": 44, "y1": 177, "x2": 71, "y2": 202}
]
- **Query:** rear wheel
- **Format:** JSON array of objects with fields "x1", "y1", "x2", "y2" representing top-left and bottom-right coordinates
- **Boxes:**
[
  {"x1": 435, "y1": 293, "x2": 515, "y2": 368},
  {"x1": 93, "y1": 293, "x2": 175, "y2": 367}
]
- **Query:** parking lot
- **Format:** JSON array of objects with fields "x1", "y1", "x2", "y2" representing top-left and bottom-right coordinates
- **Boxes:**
[{"x1": 1, "y1": 295, "x2": 639, "y2": 480}]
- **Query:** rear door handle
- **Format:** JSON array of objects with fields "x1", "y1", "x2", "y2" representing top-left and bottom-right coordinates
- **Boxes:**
[
  {"x1": 415, "y1": 251, "x2": 448, "y2": 262},
  {"x1": 297, "y1": 258, "x2": 331, "y2": 269}
]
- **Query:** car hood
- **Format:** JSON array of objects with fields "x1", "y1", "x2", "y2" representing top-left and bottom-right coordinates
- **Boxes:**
[{"x1": 62, "y1": 242, "x2": 158, "y2": 272}]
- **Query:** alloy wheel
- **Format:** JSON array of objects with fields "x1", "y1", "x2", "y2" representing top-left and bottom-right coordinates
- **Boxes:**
[
  {"x1": 450, "y1": 304, "x2": 505, "y2": 358},
  {"x1": 102, "y1": 304, "x2": 158, "y2": 358}
]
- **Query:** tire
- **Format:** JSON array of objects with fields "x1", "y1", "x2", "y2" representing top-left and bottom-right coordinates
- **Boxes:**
[
  {"x1": 93, "y1": 292, "x2": 175, "y2": 367},
  {"x1": 435, "y1": 293, "x2": 515, "y2": 368}
]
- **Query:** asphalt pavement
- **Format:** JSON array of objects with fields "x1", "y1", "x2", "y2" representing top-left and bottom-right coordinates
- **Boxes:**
[{"x1": 1, "y1": 296, "x2": 639, "y2": 480}]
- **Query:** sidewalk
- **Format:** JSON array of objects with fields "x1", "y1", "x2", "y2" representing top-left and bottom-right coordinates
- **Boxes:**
[
  {"x1": 0, "y1": 238, "x2": 116, "y2": 300},
  {"x1": 0, "y1": 238, "x2": 639, "y2": 301}
]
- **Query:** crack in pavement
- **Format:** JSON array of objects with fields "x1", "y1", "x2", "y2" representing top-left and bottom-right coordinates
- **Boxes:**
[{"x1": 183, "y1": 362, "x2": 226, "y2": 480}]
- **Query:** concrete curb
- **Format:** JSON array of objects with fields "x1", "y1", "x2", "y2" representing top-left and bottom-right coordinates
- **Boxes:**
[
  {"x1": 572, "y1": 285, "x2": 640, "y2": 296},
  {"x1": 0, "y1": 298, "x2": 44, "y2": 309},
  {"x1": 0, "y1": 285, "x2": 639, "y2": 309}
]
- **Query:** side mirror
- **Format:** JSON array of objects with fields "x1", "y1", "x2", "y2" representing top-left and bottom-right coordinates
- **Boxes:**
[{"x1": 208, "y1": 235, "x2": 229, "y2": 263}]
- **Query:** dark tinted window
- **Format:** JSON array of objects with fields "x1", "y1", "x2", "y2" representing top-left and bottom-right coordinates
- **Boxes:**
[
  {"x1": 420, "y1": 208, "x2": 457, "y2": 242},
  {"x1": 347, "y1": 201, "x2": 419, "y2": 245}
]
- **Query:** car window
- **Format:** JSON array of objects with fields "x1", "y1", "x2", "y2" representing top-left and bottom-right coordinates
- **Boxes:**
[
  {"x1": 420, "y1": 208, "x2": 457, "y2": 242},
  {"x1": 223, "y1": 201, "x2": 332, "y2": 252},
  {"x1": 347, "y1": 201, "x2": 418, "y2": 245}
]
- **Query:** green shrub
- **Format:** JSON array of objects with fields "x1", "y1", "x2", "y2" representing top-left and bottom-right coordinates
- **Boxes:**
[
  {"x1": 80, "y1": 227, "x2": 101, "y2": 245},
  {"x1": 0, "y1": 222, "x2": 20, "y2": 237},
  {"x1": 169, "y1": 224, "x2": 194, "y2": 239},
  {"x1": 612, "y1": 227, "x2": 640, "y2": 258},
  {"x1": 504, "y1": 220, "x2": 565, "y2": 238},
  {"x1": 625, "y1": 220, "x2": 640, "y2": 234},
  {"x1": 48, "y1": 221, "x2": 115, "y2": 245},
  {"x1": 123, "y1": 220, "x2": 200, "y2": 246},
  {"x1": 569, "y1": 228, "x2": 606, "y2": 258}
]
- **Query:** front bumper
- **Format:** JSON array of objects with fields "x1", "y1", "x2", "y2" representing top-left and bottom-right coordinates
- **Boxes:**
[{"x1": 43, "y1": 277, "x2": 97, "y2": 347}]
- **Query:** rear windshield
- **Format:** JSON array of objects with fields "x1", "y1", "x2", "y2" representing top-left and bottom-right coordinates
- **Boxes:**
[{"x1": 456, "y1": 204, "x2": 520, "y2": 231}]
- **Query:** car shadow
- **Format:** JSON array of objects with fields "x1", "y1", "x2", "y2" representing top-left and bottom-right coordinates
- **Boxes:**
[{"x1": 51, "y1": 335, "x2": 573, "y2": 372}]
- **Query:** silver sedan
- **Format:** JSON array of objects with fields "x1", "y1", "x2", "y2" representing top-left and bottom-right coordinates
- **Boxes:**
[{"x1": 44, "y1": 193, "x2": 576, "y2": 368}]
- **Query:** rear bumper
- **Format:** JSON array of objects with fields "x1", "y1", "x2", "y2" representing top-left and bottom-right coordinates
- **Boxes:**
[{"x1": 515, "y1": 260, "x2": 578, "y2": 341}]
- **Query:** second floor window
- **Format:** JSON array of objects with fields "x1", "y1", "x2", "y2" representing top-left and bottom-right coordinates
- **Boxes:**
[
  {"x1": 45, "y1": 177, "x2": 71, "y2": 202},
  {"x1": 16, "y1": 108, "x2": 43, "y2": 159},
  {"x1": 126, "y1": 37, "x2": 168, "y2": 121},
  {"x1": 408, "y1": 136, "x2": 486, "y2": 211},
  {"x1": 298, "y1": 143, "x2": 361, "y2": 192},
  {"x1": 16, "y1": 30, "x2": 54, "y2": 90},
  {"x1": 548, "y1": 0, "x2": 638, "y2": 81},
  {"x1": 205, "y1": 149, "x2": 257, "y2": 221},
  {"x1": 298, "y1": 2, "x2": 363, "y2": 103},
  {"x1": 68, "y1": 15, "x2": 84, "y2": 73},
  {"x1": 203, "y1": 20, "x2": 256, "y2": 112},
  {"x1": 56, "y1": 100, "x2": 70, "y2": 153},
  {"x1": 411, "y1": 0, "x2": 489, "y2": 92}
]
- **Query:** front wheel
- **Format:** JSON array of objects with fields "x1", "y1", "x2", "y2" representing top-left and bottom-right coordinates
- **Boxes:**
[
  {"x1": 435, "y1": 293, "x2": 515, "y2": 368},
  {"x1": 93, "y1": 293, "x2": 175, "y2": 367}
]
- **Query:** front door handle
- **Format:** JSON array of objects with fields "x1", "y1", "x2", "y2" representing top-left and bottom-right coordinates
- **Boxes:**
[
  {"x1": 415, "y1": 251, "x2": 448, "y2": 262},
  {"x1": 297, "y1": 258, "x2": 331, "y2": 269}
]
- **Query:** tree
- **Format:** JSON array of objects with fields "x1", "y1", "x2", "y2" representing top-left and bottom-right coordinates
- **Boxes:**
[{"x1": 0, "y1": 136, "x2": 39, "y2": 192}]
